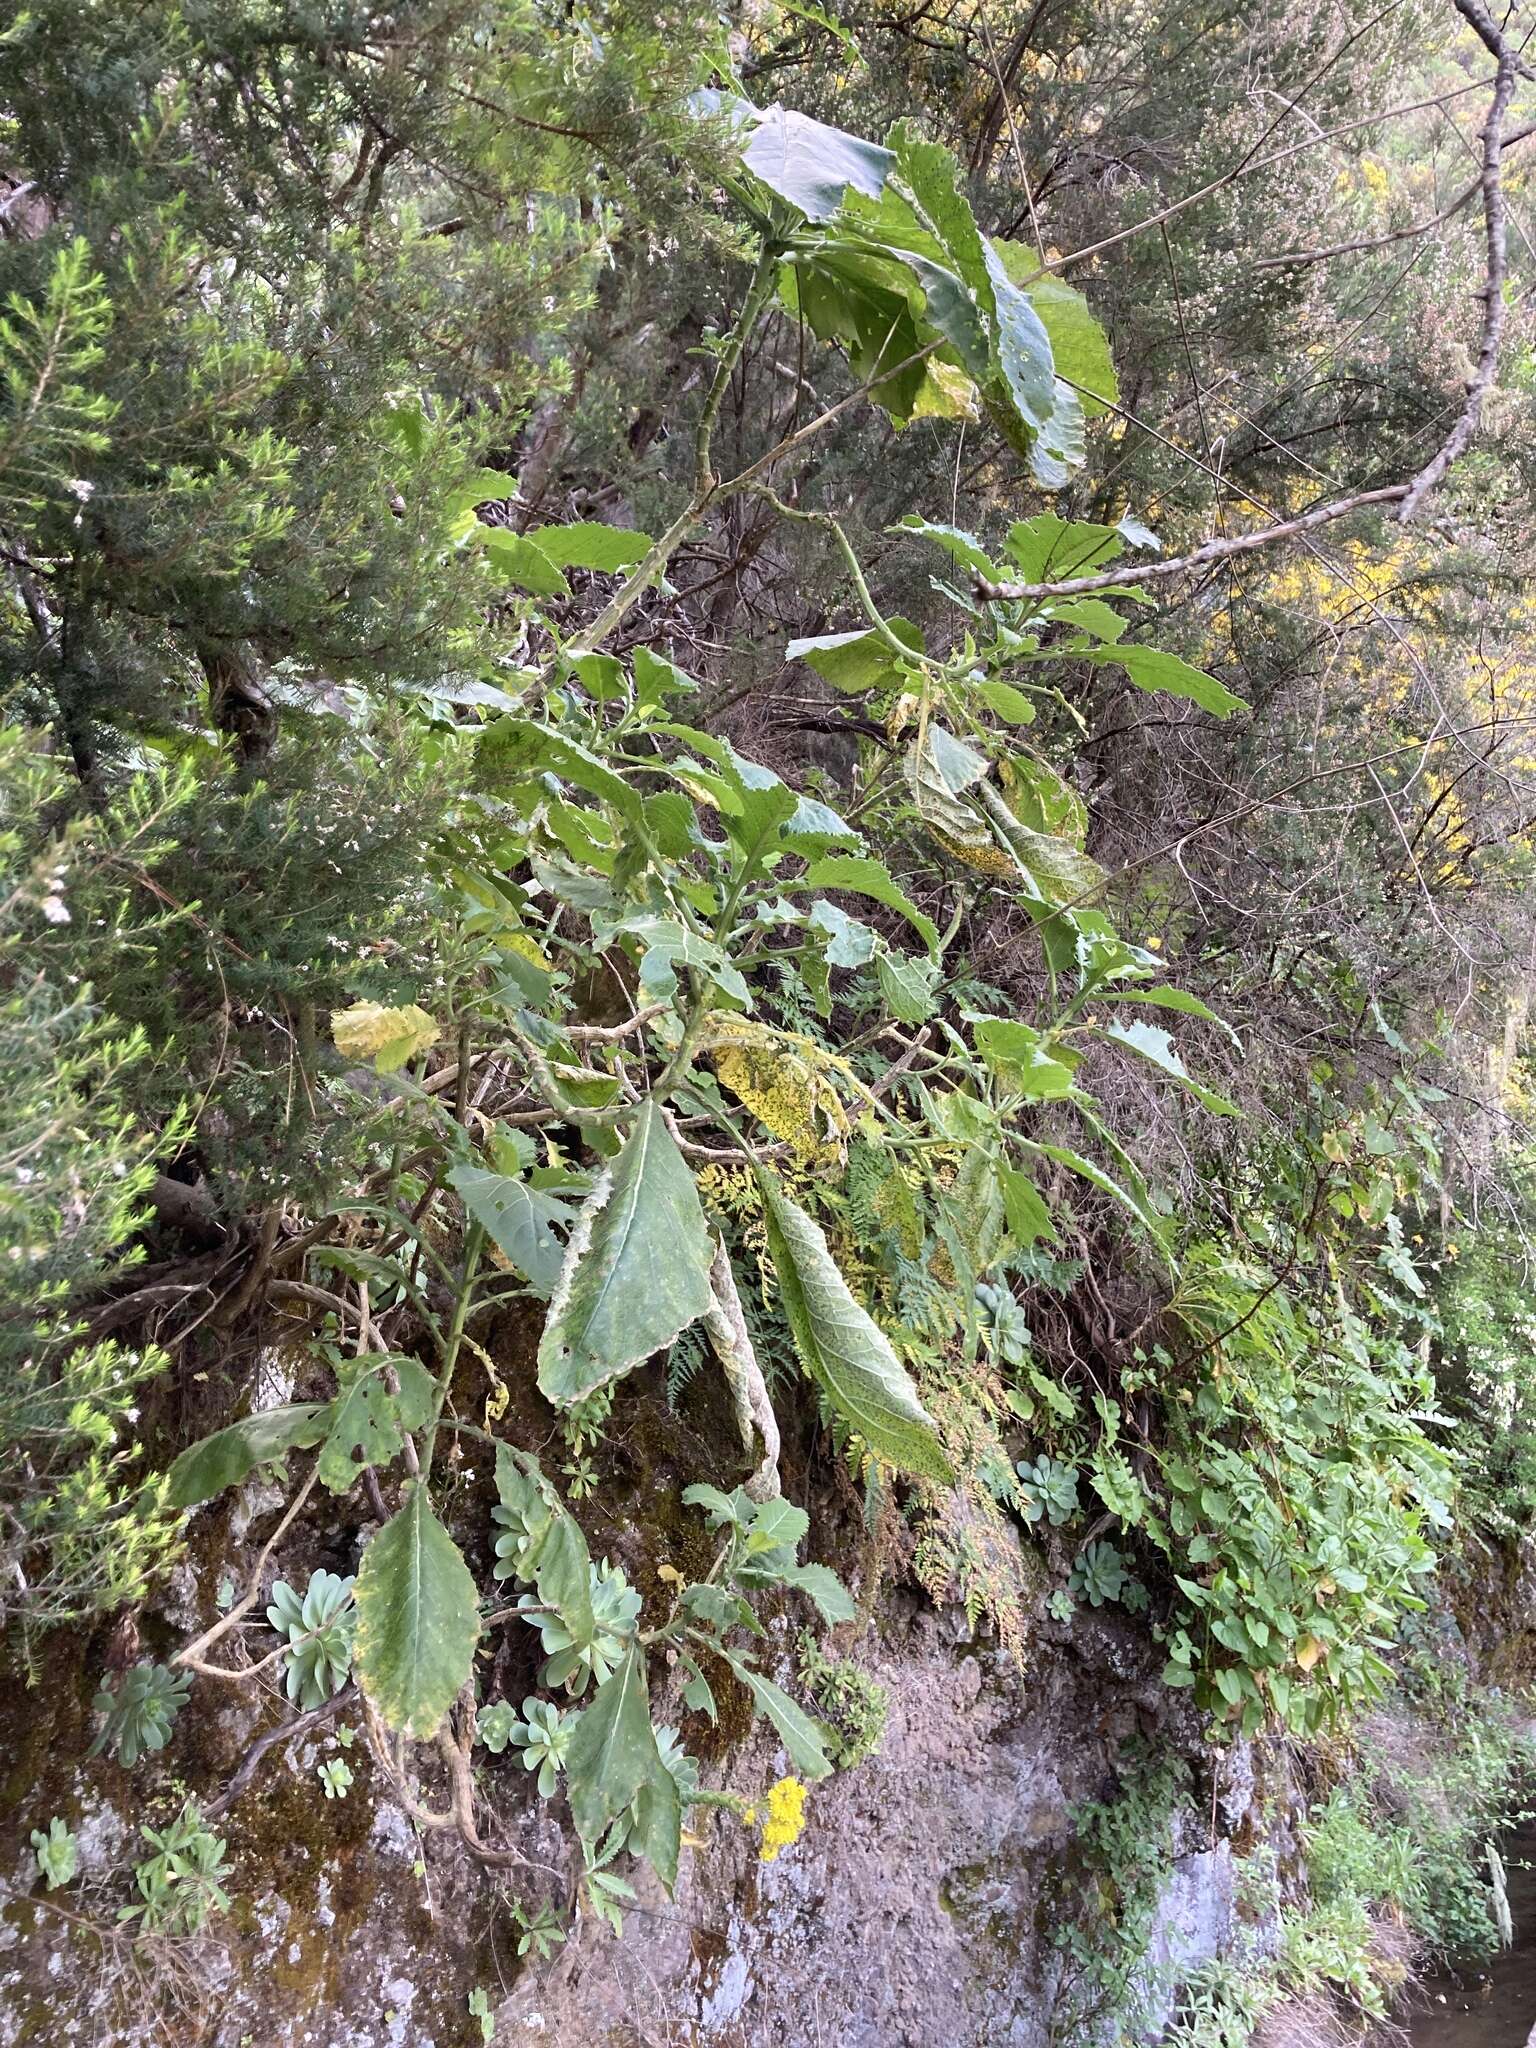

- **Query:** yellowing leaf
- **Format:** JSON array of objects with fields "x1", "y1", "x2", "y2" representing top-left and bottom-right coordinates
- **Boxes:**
[
  {"x1": 353, "y1": 1486, "x2": 480, "y2": 1740},
  {"x1": 911, "y1": 360, "x2": 980, "y2": 421},
  {"x1": 502, "y1": 930, "x2": 551, "y2": 972},
  {"x1": 708, "y1": 1016, "x2": 851, "y2": 1163},
  {"x1": 1295, "y1": 1636, "x2": 1324, "y2": 1674},
  {"x1": 332, "y1": 1001, "x2": 440, "y2": 1074}
]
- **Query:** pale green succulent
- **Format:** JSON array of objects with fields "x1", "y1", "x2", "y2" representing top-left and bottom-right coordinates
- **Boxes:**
[
  {"x1": 90, "y1": 1661, "x2": 190, "y2": 1767},
  {"x1": 507, "y1": 1697, "x2": 572, "y2": 1797},
  {"x1": 317, "y1": 1757, "x2": 354, "y2": 1800},
  {"x1": 266, "y1": 1568, "x2": 356, "y2": 1708},
  {"x1": 519, "y1": 1560, "x2": 640, "y2": 1696},
  {"x1": 476, "y1": 1700, "x2": 519, "y2": 1753},
  {"x1": 30, "y1": 1817, "x2": 77, "y2": 1890}
]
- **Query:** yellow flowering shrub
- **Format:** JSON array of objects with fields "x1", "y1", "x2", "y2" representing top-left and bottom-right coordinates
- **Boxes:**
[{"x1": 757, "y1": 1776, "x2": 808, "y2": 1862}]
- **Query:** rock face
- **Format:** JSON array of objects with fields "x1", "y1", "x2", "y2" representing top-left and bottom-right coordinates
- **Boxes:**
[
  {"x1": 492, "y1": 1600, "x2": 1269, "y2": 2048},
  {"x1": 0, "y1": 1574, "x2": 1279, "y2": 2048}
]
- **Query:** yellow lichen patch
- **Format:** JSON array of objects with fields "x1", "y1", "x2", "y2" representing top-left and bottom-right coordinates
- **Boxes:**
[{"x1": 705, "y1": 1015, "x2": 852, "y2": 1163}]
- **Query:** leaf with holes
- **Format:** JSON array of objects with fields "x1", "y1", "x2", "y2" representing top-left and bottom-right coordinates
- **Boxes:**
[
  {"x1": 166, "y1": 1405, "x2": 330, "y2": 1509},
  {"x1": 317, "y1": 1354, "x2": 436, "y2": 1494},
  {"x1": 448, "y1": 1164, "x2": 576, "y2": 1297}
]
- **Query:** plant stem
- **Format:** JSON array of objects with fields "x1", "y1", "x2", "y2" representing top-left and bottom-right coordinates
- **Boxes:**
[{"x1": 421, "y1": 1222, "x2": 484, "y2": 1480}]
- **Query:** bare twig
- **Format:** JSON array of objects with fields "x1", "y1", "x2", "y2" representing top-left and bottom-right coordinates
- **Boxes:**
[
  {"x1": 174, "y1": 1463, "x2": 319, "y2": 1673},
  {"x1": 203, "y1": 1685, "x2": 355, "y2": 1821}
]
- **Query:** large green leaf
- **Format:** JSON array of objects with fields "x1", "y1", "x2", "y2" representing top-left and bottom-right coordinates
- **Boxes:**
[
  {"x1": 876, "y1": 946, "x2": 941, "y2": 1023},
  {"x1": 317, "y1": 1353, "x2": 436, "y2": 1495},
  {"x1": 353, "y1": 1486, "x2": 481, "y2": 1740},
  {"x1": 739, "y1": 107, "x2": 1093, "y2": 480},
  {"x1": 978, "y1": 784, "x2": 1108, "y2": 908},
  {"x1": 526, "y1": 521, "x2": 650, "y2": 571},
  {"x1": 537, "y1": 1101, "x2": 714, "y2": 1405},
  {"x1": 565, "y1": 1645, "x2": 657, "y2": 1841},
  {"x1": 886, "y1": 122, "x2": 1055, "y2": 434},
  {"x1": 718, "y1": 1646, "x2": 832, "y2": 1780},
  {"x1": 447, "y1": 1163, "x2": 575, "y2": 1297},
  {"x1": 1113, "y1": 984, "x2": 1242, "y2": 1048},
  {"x1": 757, "y1": 1175, "x2": 951, "y2": 1481},
  {"x1": 492, "y1": 1442, "x2": 599, "y2": 1642},
  {"x1": 474, "y1": 718, "x2": 643, "y2": 818},
  {"x1": 741, "y1": 105, "x2": 893, "y2": 219},
  {"x1": 1006, "y1": 264, "x2": 1120, "y2": 417},
  {"x1": 781, "y1": 1562, "x2": 858, "y2": 1623},
  {"x1": 534, "y1": 1511, "x2": 597, "y2": 1646},
  {"x1": 971, "y1": 1018, "x2": 1080, "y2": 1099},
  {"x1": 1018, "y1": 1137, "x2": 1168, "y2": 1243},
  {"x1": 481, "y1": 531, "x2": 569, "y2": 598},
  {"x1": 781, "y1": 243, "x2": 932, "y2": 419},
  {"x1": 905, "y1": 722, "x2": 1000, "y2": 865},
  {"x1": 893, "y1": 514, "x2": 1001, "y2": 580},
  {"x1": 1004, "y1": 513, "x2": 1125, "y2": 584},
  {"x1": 786, "y1": 619, "x2": 924, "y2": 692},
  {"x1": 794, "y1": 853, "x2": 940, "y2": 955},
  {"x1": 1103, "y1": 1016, "x2": 1239, "y2": 1117},
  {"x1": 998, "y1": 1163, "x2": 1058, "y2": 1246},
  {"x1": 165, "y1": 1404, "x2": 330, "y2": 1509},
  {"x1": 1088, "y1": 644, "x2": 1245, "y2": 718}
]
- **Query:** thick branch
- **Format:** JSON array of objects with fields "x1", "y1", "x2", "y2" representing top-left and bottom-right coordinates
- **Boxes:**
[
  {"x1": 1399, "y1": 2, "x2": 1520, "y2": 519},
  {"x1": 975, "y1": 486, "x2": 1410, "y2": 602}
]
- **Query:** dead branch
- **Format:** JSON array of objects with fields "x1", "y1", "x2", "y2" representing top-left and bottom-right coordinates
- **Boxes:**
[
  {"x1": 1398, "y1": 0, "x2": 1520, "y2": 518},
  {"x1": 975, "y1": 486, "x2": 1412, "y2": 603}
]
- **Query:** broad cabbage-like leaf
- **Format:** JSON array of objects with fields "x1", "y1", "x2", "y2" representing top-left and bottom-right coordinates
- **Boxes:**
[
  {"x1": 525, "y1": 522, "x2": 650, "y2": 571},
  {"x1": 741, "y1": 106, "x2": 893, "y2": 219},
  {"x1": 332, "y1": 1001, "x2": 440, "y2": 1074},
  {"x1": 317, "y1": 1353, "x2": 436, "y2": 1494},
  {"x1": 448, "y1": 1163, "x2": 577, "y2": 1297}
]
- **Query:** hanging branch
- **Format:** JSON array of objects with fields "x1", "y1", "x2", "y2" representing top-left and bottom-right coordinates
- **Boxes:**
[{"x1": 976, "y1": 0, "x2": 1523, "y2": 606}]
